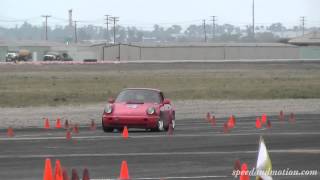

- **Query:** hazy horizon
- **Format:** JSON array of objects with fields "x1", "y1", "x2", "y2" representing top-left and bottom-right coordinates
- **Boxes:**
[{"x1": 1, "y1": 0, "x2": 319, "y2": 29}]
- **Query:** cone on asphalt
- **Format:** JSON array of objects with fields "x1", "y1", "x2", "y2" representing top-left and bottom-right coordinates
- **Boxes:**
[
  {"x1": 44, "y1": 118, "x2": 50, "y2": 129},
  {"x1": 206, "y1": 112, "x2": 211, "y2": 122},
  {"x1": 279, "y1": 110, "x2": 285, "y2": 121},
  {"x1": 71, "y1": 169, "x2": 79, "y2": 180},
  {"x1": 62, "y1": 168, "x2": 69, "y2": 180},
  {"x1": 73, "y1": 124, "x2": 79, "y2": 134},
  {"x1": 289, "y1": 112, "x2": 296, "y2": 123},
  {"x1": 239, "y1": 163, "x2": 249, "y2": 180},
  {"x1": 64, "y1": 119, "x2": 69, "y2": 129},
  {"x1": 256, "y1": 117, "x2": 262, "y2": 129},
  {"x1": 234, "y1": 159, "x2": 241, "y2": 172},
  {"x1": 210, "y1": 115, "x2": 216, "y2": 127},
  {"x1": 66, "y1": 130, "x2": 72, "y2": 141},
  {"x1": 56, "y1": 117, "x2": 62, "y2": 129},
  {"x1": 7, "y1": 127, "x2": 14, "y2": 137},
  {"x1": 54, "y1": 160, "x2": 63, "y2": 180},
  {"x1": 223, "y1": 122, "x2": 229, "y2": 133},
  {"x1": 43, "y1": 158, "x2": 53, "y2": 180},
  {"x1": 122, "y1": 126, "x2": 129, "y2": 139},
  {"x1": 90, "y1": 119, "x2": 96, "y2": 131},
  {"x1": 167, "y1": 123, "x2": 174, "y2": 136},
  {"x1": 82, "y1": 168, "x2": 90, "y2": 180},
  {"x1": 261, "y1": 114, "x2": 267, "y2": 124},
  {"x1": 227, "y1": 115, "x2": 235, "y2": 129},
  {"x1": 267, "y1": 119, "x2": 272, "y2": 129},
  {"x1": 119, "y1": 160, "x2": 130, "y2": 180}
]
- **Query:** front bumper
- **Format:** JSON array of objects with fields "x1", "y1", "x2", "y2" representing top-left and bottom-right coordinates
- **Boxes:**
[{"x1": 102, "y1": 114, "x2": 160, "y2": 129}]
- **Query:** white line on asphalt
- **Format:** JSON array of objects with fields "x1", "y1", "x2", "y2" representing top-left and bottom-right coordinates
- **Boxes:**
[
  {"x1": 93, "y1": 175, "x2": 230, "y2": 179},
  {"x1": 0, "y1": 149, "x2": 319, "y2": 159},
  {"x1": 1, "y1": 131, "x2": 320, "y2": 141}
]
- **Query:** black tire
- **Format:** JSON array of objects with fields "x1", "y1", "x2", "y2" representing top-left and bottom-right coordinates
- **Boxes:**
[{"x1": 102, "y1": 126, "x2": 114, "y2": 132}]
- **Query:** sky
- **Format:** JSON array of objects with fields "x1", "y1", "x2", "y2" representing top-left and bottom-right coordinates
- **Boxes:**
[{"x1": 0, "y1": 0, "x2": 319, "y2": 29}]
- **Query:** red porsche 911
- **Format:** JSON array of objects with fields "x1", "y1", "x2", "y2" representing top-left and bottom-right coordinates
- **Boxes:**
[{"x1": 102, "y1": 88, "x2": 175, "y2": 132}]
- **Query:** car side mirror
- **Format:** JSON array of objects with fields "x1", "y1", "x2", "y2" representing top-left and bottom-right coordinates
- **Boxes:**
[
  {"x1": 108, "y1": 97, "x2": 115, "y2": 104},
  {"x1": 163, "y1": 98, "x2": 171, "y2": 104}
]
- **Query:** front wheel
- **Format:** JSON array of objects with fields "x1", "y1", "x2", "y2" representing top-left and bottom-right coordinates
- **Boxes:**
[
  {"x1": 102, "y1": 126, "x2": 114, "y2": 132},
  {"x1": 151, "y1": 120, "x2": 164, "y2": 132}
]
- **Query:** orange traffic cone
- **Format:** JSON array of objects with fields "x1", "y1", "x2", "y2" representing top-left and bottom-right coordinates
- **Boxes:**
[
  {"x1": 167, "y1": 123, "x2": 174, "y2": 136},
  {"x1": 255, "y1": 117, "x2": 262, "y2": 129},
  {"x1": 210, "y1": 115, "x2": 216, "y2": 127},
  {"x1": 239, "y1": 163, "x2": 249, "y2": 180},
  {"x1": 206, "y1": 112, "x2": 211, "y2": 122},
  {"x1": 62, "y1": 168, "x2": 69, "y2": 180},
  {"x1": 71, "y1": 169, "x2": 79, "y2": 180},
  {"x1": 289, "y1": 112, "x2": 296, "y2": 123},
  {"x1": 234, "y1": 159, "x2": 241, "y2": 172},
  {"x1": 267, "y1": 119, "x2": 272, "y2": 129},
  {"x1": 122, "y1": 126, "x2": 129, "y2": 139},
  {"x1": 90, "y1": 119, "x2": 96, "y2": 131},
  {"x1": 73, "y1": 124, "x2": 79, "y2": 134},
  {"x1": 119, "y1": 160, "x2": 130, "y2": 180},
  {"x1": 66, "y1": 130, "x2": 72, "y2": 141},
  {"x1": 64, "y1": 120, "x2": 69, "y2": 129},
  {"x1": 279, "y1": 110, "x2": 285, "y2": 121},
  {"x1": 44, "y1": 118, "x2": 50, "y2": 129},
  {"x1": 82, "y1": 168, "x2": 90, "y2": 180},
  {"x1": 56, "y1": 118, "x2": 62, "y2": 129},
  {"x1": 43, "y1": 158, "x2": 53, "y2": 180},
  {"x1": 261, "y1": 113, "x2": 267, "y2": 124},
  {"x1": 7, "y1": 127, "x2": 14, "y2": 137},
  {"x1": 54, "y1": 160, "x2": 63, "y2": 180},
  {"x1": 227, "y1": 115, "x2": 235, "y2": 129}
]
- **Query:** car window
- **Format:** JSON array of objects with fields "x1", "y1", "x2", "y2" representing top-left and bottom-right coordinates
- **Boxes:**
[{"x1": 116, "y1": 89, "x2": 161, "y2": 103}]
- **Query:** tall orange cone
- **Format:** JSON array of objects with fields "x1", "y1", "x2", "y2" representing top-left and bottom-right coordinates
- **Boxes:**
[
  {"x1": 44, "y1": 118, "x2": 50, "y2": 129},
  {"x1": 56, "y1": 117, "x2": 62, "y2": 129},
  {"x1": 255, "y1": 117, "x2": 262, "y2": 129},
  {"x1": 279, "y1": 110, "x2": 285, "y2": 121},
  {"x1": 62, "y1": 168, "x2": 69, "y2": 180},
  {"x1": 43, "y1": 158, "x2": 53, "y2": 180},
  {"x1": 66, "y1": 130, "x2": 72, "y2": 141},
  {"x1": 227, "y1": 115, "x2": 235, "y2": 129},
  {"x1": 64, "y1": 119, "x2": 69, "y2": 129},
  {"x1": 206, "y1": 112, "x2": 211, "y2": 122},
  {"x1": 90, "y1": 119, "x2": 96, "y2": 131},
  {"x1": 7, "y1": 127, "x2": 14, "y2": 137},
  {"x1": 122, "y1": 126, "x2": 129, "y2": 139},
  {"x1": 119, "y1": 160, "x2": 130, "y2": 180},
  {"x1": 73, "y1": 124, "x2": 79, "y2": 134},
  {"x1": 54, "y1": 160, "x2": 63, "y2": 180},
  {"x1": 239, "y1": 163, "x2": 249, "y2": 180},
  {"x1": 82, "y1": 168, "x2": 90, "y2": 180},
  {"x1": 261, "y1": 113, "x2": 267, "y2": 124},
  {"x1": 289, "y1": 112, "x2": 295, "y2": 123},
  {"x1": 71, "y1": 169, "x2": 79, "y2": 180},
  {"x1": 210, "y1": 115, "x2": 216, "y2": 127}
]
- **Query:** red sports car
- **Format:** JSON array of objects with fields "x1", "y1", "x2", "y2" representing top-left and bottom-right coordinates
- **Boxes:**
[{"x1": 102, "y1": 88, "x2": 175, "y2": 132}]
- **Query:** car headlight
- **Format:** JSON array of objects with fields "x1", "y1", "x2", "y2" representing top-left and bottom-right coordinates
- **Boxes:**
[
  {"x1": 146, "y1": 107, "x2": 156, "y2": 115},
  {"x1": 104, "y1": 104, "x2": 113, "y2": 114}
]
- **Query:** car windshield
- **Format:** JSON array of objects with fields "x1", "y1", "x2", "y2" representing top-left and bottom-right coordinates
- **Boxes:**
[{"x1": 116, "y1": 89, "x2": 161, "y2": 103}]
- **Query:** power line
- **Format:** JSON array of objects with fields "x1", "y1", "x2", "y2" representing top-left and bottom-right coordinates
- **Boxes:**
[
  {"x1": 210, "y1": 16, "x2": 216, "y2": 40},
  {"x1": 109, "y1": 16, "x2": 119, "y2": 44},
  {"x1": 203, "y1": 19, "x2": 207, "y2": 42},
  {"x1": 42, "y1": 15, "x2": 51, "y2": 40},
  {"x1": 105, "y1": 15, "x2": 111, "y2": 41},
  {"x1": 300, "y1": 16, "x2": 306, "y2": 36}
]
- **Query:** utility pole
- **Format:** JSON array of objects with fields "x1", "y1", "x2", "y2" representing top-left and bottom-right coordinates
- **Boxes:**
[
  {"x1": 210, "y1": 16, "x2": 216, "y2": 41},
  {"x1": 300, "y1": 16, "x2": 306, "y2": 36},
  {"x1": 203, "y1": 19, "x2": 207, "y2": 42},
  {"x1": 42, "y1": 15, "x2": 51, "y2": 40},
  {"x1": 252, "y1": 0, "x2": 255, "y2": 39},
  {"x1": 74, "y1": 20, "x2": 78, "y2": 43},
  {"x1": 109, "y1": 16, "x2": 119, "y2": 44},
  {"x1": 105, "y1": 14, "x2": 110, "y2": 41}
]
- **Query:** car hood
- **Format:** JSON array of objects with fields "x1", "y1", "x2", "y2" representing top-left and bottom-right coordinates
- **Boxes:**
[{"x1": 112, "y1": 102, "x2": 159, "y2": 116}]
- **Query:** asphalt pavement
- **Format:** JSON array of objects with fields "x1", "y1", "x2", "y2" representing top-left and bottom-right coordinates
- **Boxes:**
[{"x1": 0, "y1": 114, "x2": 320, "y2": 180}]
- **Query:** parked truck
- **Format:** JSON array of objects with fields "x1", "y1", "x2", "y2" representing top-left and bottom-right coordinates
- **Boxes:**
[{"x1": 5, "y1": 49, "x2": 32, "y2": 62}]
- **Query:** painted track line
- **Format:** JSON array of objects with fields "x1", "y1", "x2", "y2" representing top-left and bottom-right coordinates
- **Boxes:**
[{"x1": 0, "y1": 149, "x2": 319, "y2": 159}]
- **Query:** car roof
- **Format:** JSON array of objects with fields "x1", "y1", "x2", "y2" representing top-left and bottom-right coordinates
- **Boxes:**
[{"x1": 124, "y1": 88, "x2": 161, "y2": 92}]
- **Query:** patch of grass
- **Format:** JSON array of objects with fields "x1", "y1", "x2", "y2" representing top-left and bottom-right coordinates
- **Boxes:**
[{"x1": 0, "y1": 63, "x2": 319, "y2": 107}]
